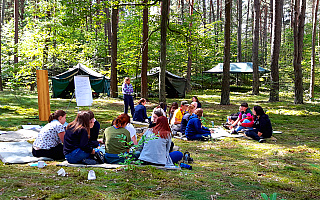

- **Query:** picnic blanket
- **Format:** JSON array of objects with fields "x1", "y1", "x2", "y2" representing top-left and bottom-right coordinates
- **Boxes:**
[
  {"x1": 0, "y1": 129, "x2": 40, "y2": 142},
  {"x1": 0, "y1": 141, "x2": 53, "y2": 164},
  {"x1": 57, "y1": 160, "x2": 180, "y2": 170}
]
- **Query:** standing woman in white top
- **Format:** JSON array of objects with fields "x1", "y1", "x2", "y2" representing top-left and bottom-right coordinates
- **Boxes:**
[
  {"x1": 32, "y1": 110, "x2": 66, "y2": 160},
  {"x1": 122, "y1": 77, "x2": 135, "y2": 117}
]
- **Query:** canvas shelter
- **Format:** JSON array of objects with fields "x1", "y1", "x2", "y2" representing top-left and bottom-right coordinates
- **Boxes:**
[
  {"x1": 135, "y1": 67, "x2": 186, "y2": 98},
  {"x1": 203, "y1": 62, "x2": 270, "y2": 74},
  {"x1": 51, "y1": 63, "x2": 110, "y2": 98}
]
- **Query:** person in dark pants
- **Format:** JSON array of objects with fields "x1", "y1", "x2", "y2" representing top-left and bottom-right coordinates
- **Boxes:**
[
  {"x1": 122, "y1": 77, "x2": 135, "y2": 117},
  {"x1": 32, "y1": 110, "x2": 66, "y2": 160},
  {"x1": 243, "y1": 106, "x2": 273, "y2": 143},
  {"x1": 185, "y1": 108, "x2": 213, "y2": 140}
]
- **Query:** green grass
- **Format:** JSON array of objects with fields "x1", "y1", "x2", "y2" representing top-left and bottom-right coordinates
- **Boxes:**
[{"x1": 1, "y1": 89, "x2": 320, "y2": 199}]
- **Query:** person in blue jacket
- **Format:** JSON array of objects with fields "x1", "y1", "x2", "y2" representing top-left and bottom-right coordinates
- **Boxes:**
[
  {"x1": 185, "y1": 108, "x2": 213, "y2": 140},
  {"x1": 133, "y1": 98, "x2": 148, "y2": 123}
]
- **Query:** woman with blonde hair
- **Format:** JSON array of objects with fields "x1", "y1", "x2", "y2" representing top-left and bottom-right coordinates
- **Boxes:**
[
  {"x1": 63, "y1": 111, "x2": 96, "y2": 164},
  {"x1": 122, "y1": 77, "x2": 135, "y2": 117}
]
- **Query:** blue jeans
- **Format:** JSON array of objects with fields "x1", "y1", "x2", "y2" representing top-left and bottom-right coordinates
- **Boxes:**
[
  {"x1": 187, "y1": 133, "x2": 211, "y2": 141},
  {"x1": 65, "y1": 148, "x2": 91, "y2": 164},
  {"x1": 104, "y1": 153, "x2": 125, "y2": 164},
  {"x1": 124, "y1": 95, "x2": 134, "y2": 117},
  {"x1": 169, "y1": 151, "x2": 183, "y2": 164},
  {"x1": 236, "y1": 119, "x2": 253, "y2": 132}
]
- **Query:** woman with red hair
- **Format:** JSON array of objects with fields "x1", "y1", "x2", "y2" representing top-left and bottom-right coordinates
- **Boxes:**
[
  {"x1": 103, "y1": 113, "x2": 132, "y2": 164},
  {"x1": 139, "y1": 116, "x2": 183, "y2": 166}
]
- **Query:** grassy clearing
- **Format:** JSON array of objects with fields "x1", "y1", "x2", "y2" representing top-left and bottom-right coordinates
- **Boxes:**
[{"x1": 1, "y1": 89, "x2": 320, "y2": 199}]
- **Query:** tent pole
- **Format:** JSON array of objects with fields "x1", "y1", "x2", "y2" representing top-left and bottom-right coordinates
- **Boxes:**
[{"x1": 66, "y1": 92, "x2": 75, "y2": 113}]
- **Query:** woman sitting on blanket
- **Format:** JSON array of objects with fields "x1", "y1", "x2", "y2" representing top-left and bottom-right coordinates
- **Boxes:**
[
  {"x1": 133, "y1": 98, "x2": 148, "y2": 123},
  {"x1": 103, "y1": 113, "x2": 133, "y2": 164},
  {"x1": 185, "y1": 108, "x2": 214, "y2": 141},
  {"x1": 243, "y1": 106, "x2": 273, "y2": 143},
  {"x1": 63, "y1": 111, "x2": 97, "y2": 164},
  {"x1": 32, "y1": 110, "x2": 66, "y2": 160},
  {"x1": 139, "y1": 116, "x2": 183, "y2": 166}
]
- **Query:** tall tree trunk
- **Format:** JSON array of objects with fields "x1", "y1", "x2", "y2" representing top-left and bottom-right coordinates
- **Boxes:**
[
  {"x1": 262, "y1": 6, "x2": 268, "y2": 68},
  {"x1": 269, "y1": 0, "x2": 283, "y2": 102},
  {"x1": 293, "y1": 0, "x2": 306, "y2": 104},
  {"x1": 159, "y1": 0, "x2": 169, "y2": 104},
  {"x1": 110, "y1": 6, "x2": 118, "y2": 98},
  {"x1": 186, "y1": 0, "x2": 193, "y2": 93},
  {"x1": 310, "y1": 0, "x2": 319, "y2": 101},
  {"x1": 141, "y1": 0, "x2": 148, "y2": 99},
  {"x1": 0, "y1": 4, "x2": 2, "y2": 91},
  {"x1": 104, "y1": 3, "x2": 112, "y2": 67},
  {"x1": 181, "y1": 0, "x2": 184, "y2": 23},
  {"x1": 245, "y1": 0, "x2": 250, "y2": 61},
  {"x1": 221, "y1": 0, "x2": 232, "y2": 105},
  {"x1": 1, "y1": 0, "x2": 5, "y2": 24},
  {"x1": 203, "y1": 0, "x2": 206, "y2": 29},
  {"x1": 252, "y1": 0, "x2": 260, "y2": 95},
  {"x1": 217, "y1": 0, "x2": 220, "y2": 20},
  {"x1": 14, "y1": 0, "x2": 18, "y2": 64},
  {"x1": 237, "y1": 0, "x2": 242, "y2": 62}
]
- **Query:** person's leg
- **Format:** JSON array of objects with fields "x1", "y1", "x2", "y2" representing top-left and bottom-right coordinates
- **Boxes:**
[
  {"x1": 245, "y1": 130, "x2": 260, "y2": 141},
  {"x1": 169, "y1": 151, "x2": 183, "y2": 164},
  {"x1": 187, "y1": 133, "x2": 211, "y2": 141},
  {"x1": 128, "y1": 95, "x2": 135, "y2": 117},
  {"x1": 32, "y1": 144, "x2": 65, "y2": 160},
  {"x1": 104, "y1": 153, "x2": 124, "y2": 164},
  {"x1": 65, "y1": 148, "x2": 91, "y2": 164},
  {"x1": 124, "y1": 95, "x2": 129, "y2": 114}
]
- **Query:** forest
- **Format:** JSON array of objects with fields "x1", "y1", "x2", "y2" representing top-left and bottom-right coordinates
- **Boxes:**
[{"x1": 0, "y1": 0, "x2": 318, "y2": 104}]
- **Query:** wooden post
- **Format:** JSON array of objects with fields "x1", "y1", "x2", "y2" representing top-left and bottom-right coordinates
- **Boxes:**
[{"x1": 36, "y1": 70, "x2": 50, "y2": 121}]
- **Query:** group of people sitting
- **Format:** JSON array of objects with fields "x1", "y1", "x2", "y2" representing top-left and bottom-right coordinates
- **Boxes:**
[
  {"x1": 225, "y1": 102, "x2": 273, "y2": 143},
  {"x1": 32, "y1": 110, "x2": 183, "y2": 166}
]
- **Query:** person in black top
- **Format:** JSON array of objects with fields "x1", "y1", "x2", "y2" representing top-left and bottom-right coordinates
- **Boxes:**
[
  {"x1": 244, "y1": 106, "x2": 272, "y2": 143},
  {"x1": 87, "y1": 110, "x2": 101, "y2": 148},
  {"x1": 149, "y1": 109, "x2": 164, "y2": 128},
  {"x1": 63, "y1": 111, "x2": 96, "y2": 164},
  {"x1": 192, "y1": 96, "x2": 202, "y2": 108},
  {"x1": 133, "y1": 98, "x2": 148, "y2": 122}
]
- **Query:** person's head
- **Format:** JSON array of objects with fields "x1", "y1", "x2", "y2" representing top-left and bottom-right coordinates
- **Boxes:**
[
  {"x1": 113, "y1": 113, "x2": 130, "y2": 128},
  {"x1": 194, "y1": 108, "x2": 204, "y2": 118},
  {"x1": 48, "y1": 110, "x2": 66, "y2": 124},
  {"x1": 67, "y1": 111, "x2": 91, "y2": 137},
  {"x1": 253, "y1": 106, "x2": 265, "y2": 116},
  {"x1": 192, "y1": 96, "x2": 199, "y2": 103},
  {"x1": 152, "y1": 116, "x2": 171, "y2": 139},
  {"x1": 86, "y1": 110, "x2": 95, "y2": 128},
  {"x1": 170, "y1": 102, "x2": 179, "y2": 112},
  {"x1": 124, "y1": 77, "x2": 130, "y2": 84},
  {"x1": 188, "y1": 104, "x2": 196, "y2": 114},
  {"x1": 181, "y1": 101, "x2": 189, "y2": 111},
  {"x1": 240, "y1": 102, "x2": 249, "y2": 112},
  {"x1": 157, "y1": 102, "x2": 165, "y2": 110},
  {"x1": 190, "y1": 102, "x2": 198, "y2": 109},
  {"x1": 138, "y1": 98, "x2": 146, "y2": 105},
  {"x1": 152, "y1": 108, "x2": 164, "y2": 123}
]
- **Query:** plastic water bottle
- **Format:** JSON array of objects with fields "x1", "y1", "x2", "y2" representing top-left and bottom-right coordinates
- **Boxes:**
[{"x1": 180, "y1": 163, "x2": 192, "y2": 170}]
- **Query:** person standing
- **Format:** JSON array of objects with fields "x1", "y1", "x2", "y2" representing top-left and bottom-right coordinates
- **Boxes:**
[{"x1": 122, "y1": 77, "x2": 134, "y2": 117}]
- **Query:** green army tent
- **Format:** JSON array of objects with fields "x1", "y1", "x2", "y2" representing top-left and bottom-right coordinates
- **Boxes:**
[
  {"x1": 135, "y1": 67, "x2": 186, "y2": 98},
  {"x1": 51, "y1": 63, "x2": 110, "y2": 98}
]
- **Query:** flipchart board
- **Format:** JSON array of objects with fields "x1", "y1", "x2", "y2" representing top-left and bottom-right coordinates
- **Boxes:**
[
  {"x1": 74, "y1": 76, "x2": 93, "y2": 106},
  {"x1": 36, "y1": 70, "x2": 51, "y2": 121}
]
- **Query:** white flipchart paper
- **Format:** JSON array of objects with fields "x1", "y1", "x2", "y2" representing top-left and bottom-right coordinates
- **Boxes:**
[{"x1": 74, "y1": 76, "x2": 93, "y2": 106}]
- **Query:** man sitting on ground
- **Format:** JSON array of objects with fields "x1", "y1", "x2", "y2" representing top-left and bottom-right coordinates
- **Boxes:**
[
  {"x1": 170, "y1": 101, "x2": 189, "y2": 134},
  {"x1": 228, "y1": 102, "x2": 252, "y2": 130}
]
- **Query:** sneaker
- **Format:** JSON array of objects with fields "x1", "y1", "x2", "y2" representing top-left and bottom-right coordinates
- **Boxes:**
[{"x1": 259, "y1": 139, "x2": 266, "y2": 143}]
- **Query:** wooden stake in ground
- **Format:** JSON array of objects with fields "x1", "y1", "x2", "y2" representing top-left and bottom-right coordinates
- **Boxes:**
[{"x1": 36, "y1": 70, "x2": 50, "y2": 121}]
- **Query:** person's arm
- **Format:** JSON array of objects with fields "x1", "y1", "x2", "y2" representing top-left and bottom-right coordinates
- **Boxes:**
[
  {"x1": 143, "y1": 106, "x2": 148, "y2": 120},
  {"x1": 78, "y1": 129, "x2": 94, "y2": 154},
  {"x1": 58, "y1": 131, "x2": 65, "y2": 143},
  {"x1": 131, "y1": 135, "x2": 138, "y2": 145},
  {"x1": 194, "y1": 119, "x2": 210, "y2": 134}
]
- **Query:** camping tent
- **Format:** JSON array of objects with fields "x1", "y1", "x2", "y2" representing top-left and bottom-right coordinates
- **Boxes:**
[
  {"x1": 51, "y1": 63, "x2": 110, "y2": 98},
  {"x1": 203, "y1": 62, "x2": 270, "y2": 74},
  {"x1": 135, "y1": 67, "x2": 186, "y2": 98}
]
